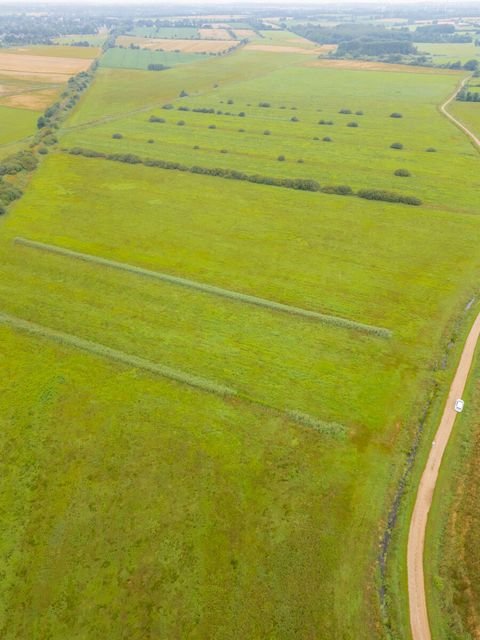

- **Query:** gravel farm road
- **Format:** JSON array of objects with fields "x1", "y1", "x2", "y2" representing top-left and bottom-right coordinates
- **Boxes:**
[{"x1": 408, "y1": 76, "x2": 480, "y2": 640}]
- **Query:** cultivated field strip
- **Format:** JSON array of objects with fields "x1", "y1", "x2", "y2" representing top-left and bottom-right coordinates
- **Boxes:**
[
  {"x1": 0, "y1": 311, "x2": 236, "y2": 396},
  {"x1": 14, "y1": 236, "x2": 392, "y2": 338}
]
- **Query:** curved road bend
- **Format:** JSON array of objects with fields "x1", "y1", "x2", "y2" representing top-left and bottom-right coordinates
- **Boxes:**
[
  {"x1": 408, "y1": 77, "x2": 480, "y2": 640},
  {"x1": 440, "y1": 76, "x2": 480, "y2": 149}
]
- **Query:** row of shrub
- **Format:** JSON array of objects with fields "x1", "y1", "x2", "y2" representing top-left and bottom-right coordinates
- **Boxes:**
[
  {"x1": 0, "y1": 150, "x2": 38, "y2": 176},
  {"x1": 357, "y1": 189, "x2": 421, "y2": 206},
  {"x1": 66, "y1": 147, "x2": 423, "y2": 206},
  {"x1": 0, "y1": 179, "x2": 23, "y2": 215},
  {"x1": 37, "y1": 66, "x2": 96, "y2": 133}
]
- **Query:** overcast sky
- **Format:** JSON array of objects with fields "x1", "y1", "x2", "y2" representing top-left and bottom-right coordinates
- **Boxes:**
[{"x1": 3, "y1": 0, "x2": 476, "y2": 5}]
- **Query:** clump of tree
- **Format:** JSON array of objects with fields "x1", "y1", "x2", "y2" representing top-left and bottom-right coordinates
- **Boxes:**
[
  {"x1": 390, "y1": 142, "x2": 404, "y2": 149},
  {"x1": 0, "y1": 150, "x2": 38, "y2": 176},
  {"x1": 112, "y1": 133, "x2": 123, "y2": 139},
  {"x1": 259, "y1": 102, "x2": 271, "y2": 108},
  {"x1": 358, "y1": 189, "x2": 421, "y2": 206},
  {"x1": 277, "y1": 155, "x2": 286, "y2": 161},
  {"x1": 192, "y1": 107, "x2": 215, "y2": 114},
  {"x1": 147, "y1": 64, "x2": 170, "y2": 71},
  {"x1": 394, "y1": 168, "x2": 411, "y2": 177},
  {"x1": 323, "y1": 136, "x2": 332, "y2": 142},
  {"x1": 291, "y1": 116, "x2": 299, "y2": 122},
  {"x1": 457, "y1": 85, "x2": 480, "y2": 102},
  {"x1": 347, "y1": 121, "x2": 358, "y2": 127},
  {"x1": 319, "y1": 119, "x2": 334, "y2": 125},
  {"x1": 339, "y1": 108, "x2": 352, "y2": 114},
  {"x1": 321, "y1": 184, "x2": 353, "y2": 195},
  {"x1": 0, "y1": 178, "x2": 22, "y2": 214},
  {"x1": 413, "y1": 24, "x2": 470, "y2": 44},
  {"x1": 162, "y1": 104, "x2": 175, "y2": 110},
  {"x1": 426, "y1": 147, "x2": 437, "y2": 152},
  {"x1": 292, "y1": 23, "x2": 416, "y2": 58},
  {"x1": 390, "y1": 112, "x2": 403, "y2": 118},
  {"x1": 149, "y1": 116, "x2": 165, "y2": 123}
]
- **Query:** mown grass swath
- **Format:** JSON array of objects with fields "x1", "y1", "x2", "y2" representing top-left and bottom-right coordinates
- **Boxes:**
[
  {"x1": 14, "y1": 236, "x2": 392, "y2": 338},
  {"x1": 0, "y1": 311, "x2": 237, "y2": 396}
]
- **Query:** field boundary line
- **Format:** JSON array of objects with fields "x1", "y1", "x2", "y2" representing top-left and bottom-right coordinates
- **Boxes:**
[
  {"x1": 408, "y1": 312, "x2": 480, "y2": 640},
  {"x1": 0, "y1": 311, "x2": 236, "y2": 397},
  {"x1": 440, "y1": 75, "x2": 480, "y2": 152},
  {"x1": 15, "y1": 236, "x2": 392, "y2": 338}
]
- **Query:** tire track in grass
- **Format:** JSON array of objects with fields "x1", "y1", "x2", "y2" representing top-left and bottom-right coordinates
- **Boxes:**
[{"x1": 14, "y1": 236, "x2": 392, "y2": 338}]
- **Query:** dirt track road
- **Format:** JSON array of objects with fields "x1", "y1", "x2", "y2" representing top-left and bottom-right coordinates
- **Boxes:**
[
  {"x1": 408, "y1": 313, "x2": 480, "y2": 640},
  {"x1": 407, "y1": 76, "x2": 480, "y2": 640},
  {"x1": 440, "y1": 76, "x2": 480, "y2": 149}
]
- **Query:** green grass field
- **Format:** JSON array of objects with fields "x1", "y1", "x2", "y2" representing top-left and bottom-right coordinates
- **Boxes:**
[
  {"x1": 126, "y1": 26, "x2": 201, "y2": 39},
  {"x1": 426, "y1": 344, "x2": 480, "y2": 640},
  {"x1": 0, "y1": 105, "x2": 40, "y2": 145},
  {"x1": 62, "y1": 60, "x2": 478, "y2": 215},
  {"x1": 100, "y1": 47, "x2": 209, "y2": 70},
  {"x1": 1, "y1": 44, "x2": 480, "y2": 639},
  {"x1": 53, "y1": 34, "x2": 106, "y2": 47},
  {"x1": 450, "y1": 99, "x2": 480, "y2": 139},
  {"x1": 417, "y1": 42, "x2": 480, "y2": 64},
  {"x1": 257, "y1": 29, "x2": 316, "y2": 48}
]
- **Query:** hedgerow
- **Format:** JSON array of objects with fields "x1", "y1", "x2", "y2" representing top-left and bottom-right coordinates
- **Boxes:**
[
  {"x1": 65, "y1": 148, "x2": 422, "y2": 207},
  {"x1": 358, "y1": 188, "x2": 421, "y2": 206}
]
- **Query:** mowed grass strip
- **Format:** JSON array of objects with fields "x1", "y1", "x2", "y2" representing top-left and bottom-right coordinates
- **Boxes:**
[
  {"x1": 0, "y1": 311, "x2": 236, "y2": 396},
  {"x1": 15, "y1": 236, "x2": 392, "y2": 338}
]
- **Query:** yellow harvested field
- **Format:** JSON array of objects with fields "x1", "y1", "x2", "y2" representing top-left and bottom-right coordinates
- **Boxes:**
[
  {"x1": 0, "y1": 88, "x2": 59, "y2": 110},
  {"x1": 0, "y1": 53, "x2": 92, "y2": 77},
  {"x1": 245, "y1": 44, "x2": 335, "y2": 55},
  {"x1": 198, "y1": 28, "x2": 232, "y2": 40},
  {"x1": 8, "y1": 45, "x2": 101, "y2": 59},
  {"x1": 232, "y1": 29, "x2": 256, "y2": 39},
  {"x1": 117, "y1": 35, "x2": 238, "y2": 53},
  {"x1": 304, "y1": 58, "x2": 463, "y2": 73}
]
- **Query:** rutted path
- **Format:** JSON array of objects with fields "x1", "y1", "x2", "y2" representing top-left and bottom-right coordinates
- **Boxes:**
[{"x1": 407, "y1": 76, "x2": 480, "y2": 640}]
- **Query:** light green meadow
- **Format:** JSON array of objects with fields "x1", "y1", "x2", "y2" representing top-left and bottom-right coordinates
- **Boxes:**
[{"x1": 1, "y1": 46, "x2": 480, "y2": 639}]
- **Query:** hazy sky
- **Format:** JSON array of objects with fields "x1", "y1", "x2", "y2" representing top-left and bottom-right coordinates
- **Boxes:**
[{"x1": 4, "y1": 0, "x2": 474, "y2": 4}]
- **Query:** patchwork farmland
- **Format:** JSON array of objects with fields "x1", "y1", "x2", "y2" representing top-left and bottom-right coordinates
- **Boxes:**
[{"x1": 1, "y1": 8, "x2": 480, "y2": 640}]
